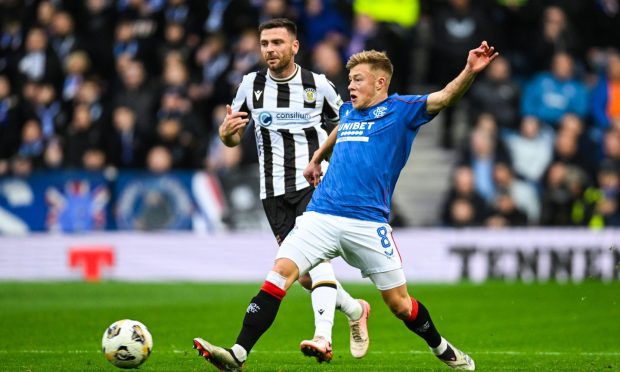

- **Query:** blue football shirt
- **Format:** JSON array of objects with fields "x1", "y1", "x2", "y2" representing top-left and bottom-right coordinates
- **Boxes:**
[{"x1": 307, "y1": 93, "x2": 436, "y2": 223}]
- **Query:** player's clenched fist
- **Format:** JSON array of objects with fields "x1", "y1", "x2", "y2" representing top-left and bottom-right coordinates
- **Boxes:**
[{"x1": 303, "y1": 159, "x2": 323, "y2": 187}]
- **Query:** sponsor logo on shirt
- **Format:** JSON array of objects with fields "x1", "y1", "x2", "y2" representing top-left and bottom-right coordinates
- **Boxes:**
[
  {"x1": 257, "y1": 111, "x2": 312, "y2": 127},
  {"x1": 336, "y1": 121, "x2": 375, "y2": 143},
  {"x1": 258, "y1": 111, "x2": 273, "y2": 127}
]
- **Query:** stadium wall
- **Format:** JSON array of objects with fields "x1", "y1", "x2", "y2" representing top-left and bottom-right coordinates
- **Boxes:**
[{"x1": 0, "y1": 229, "x2": 618, "y2": 283}]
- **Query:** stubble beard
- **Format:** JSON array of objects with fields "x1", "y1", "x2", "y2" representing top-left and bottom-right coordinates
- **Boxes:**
[{"x1": 268, "y1": 52, "x2": 292, "y2": 75}]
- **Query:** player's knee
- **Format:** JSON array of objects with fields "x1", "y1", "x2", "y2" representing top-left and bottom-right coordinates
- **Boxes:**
[
  {"x1": 297, "y1": 273, "x2": 312, "y2": 290},
  {"x1": 270, "y1": 258, "x2": 300, "y2": 289},
  {"x1": 386, "y1": 296, "x2": 413, "y2": 320}
]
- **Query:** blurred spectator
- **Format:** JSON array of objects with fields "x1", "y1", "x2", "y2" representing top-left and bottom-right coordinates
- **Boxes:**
[
  {"x1": 32, "y1": 83, "x2": 66, "y2": 140},
  {"x1": 9, "y1": 154, "x2": 34, "y2": 177},
  {"x1": 43, "y1": 137, "x2": 64, "y2": 169},
  {"x1": 582, "y1": 0, "x2": 620, "y2": 50},
  {"x1": 64, "y1": 104, "x2": 101, "y2": 167},
  {"x1": 157, "y1": 88, "x2": 206, "y2": 165},
  {"x1": 521, "y1": 52, "x2": 589, "y2": 127},
  {"x1": 447, "y1": 198, "x2": 479, "y2": 228},
  {"x1": 504, "y1": 116, "x2": 554, "y2": 185},
  {"x1": 146, "y1": 145, "x2": 173, "y2": 173},
  {"x1": 529, "y1": 6, "x2": 582, "y2": 73},
  {"x1": 157, "y1": 22, "x2": 192, "y2": 66},
  {"x1": 540, "y1": 162, "x2": 588, "y2": 226},
  {"x1": 429, "y1": 0, "x2": 493, "y2": 148},
  {"x1": 82, "y1": 147, "x2": 107, "y2": 170},
  {"x1": 258, "y1": 0, "x2": 296, "y2": 24},
  {"x1": 591, "y1": 50, "x2": 620, "y2": 134},
  {"x1": 469, "y1": 55, "x2": 520, "y2": 131},
  {"x1": 571, "y1": 161, "x2": 620, "y2": 227},
  {"x1": 154, "y1": 117, "x2": 192, "y2": 169},
  {"x1": 188, "y1": 33, "x2": 231, "y2": 113},
  {"x1": 346, "y1": 13, "x2": 377, "y2": 59},
  {"x1": 17, "y1": 27, "x2": 62, "y2": 89},
  {"x1": 493, "y1": 162, "x2": 540, "y2": 224},
  {"x1": 161, "y1": 53, "x2": 189, "y2": 90},
  {"x1": 106, "y1": 106, "x2": 146, "y2": 168},
  {"x1": 74, "y1": 79, "x2": 106, "y2": 126},
  {"x1": 76, "y1": 0, "x2": 116, "y2": 79},
  {"x1": 352, "y1": 0, "x2": 421, "y2": 92},
  {"x1": 50, "y1": 10, "x2": 82, "y2": 65},
  {"x1": 116, "y1": 0, "x2": 162, "y2": 66},
  {"x1": 472, "y1": 113, "x2": 510, "y2": 162},
  {"x1": 485, "y1": 188, "x2": 528, "y2": 228},
  {"x1": 602, "y1": 130, "x2": 620, "y2": 169},
  {"x1": 0, "y1": 75, "x2": 20, "y2": 161},
  {"x1": 203, "y1": 0, "x2": 258, "y2": 37},
  {"x1": 311, "y1": 40, "x2": 348, "y2": 97},
  {"x1": 164, "y1": 0, "x2": 193, "y2": 29},
  {"x1": 0, "y1": 19, "x2": 24, "y2": 75},
  {"x1": 299, "y1": 0, "x2": 348, "y2": 51},
  {"x1": 113, "y1": 19, "x2": 141, "y2": 62},
  {"x1": 114, "y1": 59, "x2": 157, "y2": 134},
  {"x1": 440, "y1": 165, "x2": 487, "y2": 226},
  {"x1": 34, "y1": 1, "x2": 56, "y2": 30},
  {"x1": 552, "y1": 116, "x2": 598, "y2": 181},
  {"x1": 225, "y1": 28, "x2": 261, "y2": 94},
  {"x1": 61, "y1": 51, "x2": 90, "y2": 102},
  {"x1": 458, "y1": 128, "x2": 511, "y2": 203},
  {"x1": 18, "y1": 118, "x2": 45, "y2": 167}
]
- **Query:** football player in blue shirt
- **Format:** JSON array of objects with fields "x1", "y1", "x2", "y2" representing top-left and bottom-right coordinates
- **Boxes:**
[{"x1": 194, "y1": 41, "x2": 498, "y2": 371}]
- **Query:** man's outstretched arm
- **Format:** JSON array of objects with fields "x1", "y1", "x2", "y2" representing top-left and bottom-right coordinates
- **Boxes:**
[{"x1": 427, "y1": 41, "x2": 499, "y2": 114}]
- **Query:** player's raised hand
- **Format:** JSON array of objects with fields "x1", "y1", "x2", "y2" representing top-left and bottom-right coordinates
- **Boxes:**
[
  {"x1": 466, "y1": 41, "x2": 499, "y2": 74},
  {"x1": 303, "y1": 160, "x2": 323, "y2": 187},
  {"x1": 220, "y1": 104, "x2": 249, "y2": 138},
  {"x1": 219, "y1": 104, "x2": 249, "y2": 146}
]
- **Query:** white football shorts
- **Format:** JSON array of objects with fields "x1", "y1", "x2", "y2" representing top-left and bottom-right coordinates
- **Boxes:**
[{"x1": 276, "y1": 211, "x2": 405, "y2": 289}]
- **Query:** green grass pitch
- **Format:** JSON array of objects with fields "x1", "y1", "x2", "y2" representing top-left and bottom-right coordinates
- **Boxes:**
[{"x1": 1, "y1": 281, "x2": 619, "y2": 371}]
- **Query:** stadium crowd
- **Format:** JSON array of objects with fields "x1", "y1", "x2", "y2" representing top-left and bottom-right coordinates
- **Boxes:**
[{"x1": 0, "y1": 0, "x2": 619, "y2": 228}]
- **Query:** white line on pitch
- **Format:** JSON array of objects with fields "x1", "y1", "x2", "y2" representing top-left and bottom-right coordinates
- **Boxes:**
[{"x1": 1, "y1": 350, "x2": 619, "y2": 357}]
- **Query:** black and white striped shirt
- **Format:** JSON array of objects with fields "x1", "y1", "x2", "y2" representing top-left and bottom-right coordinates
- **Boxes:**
[{"x1": 231, "y1": 64, "x2": 343, "y2": 199}]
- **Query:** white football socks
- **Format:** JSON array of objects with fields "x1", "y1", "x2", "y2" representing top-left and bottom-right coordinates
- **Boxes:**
[
  {"x1": 231, "y1": 344, "x2": 247, "y2": 362},
  {"x1": 336, "y1": 281, "x2": 363, "y2": 321},
  {"x1": 308, "y1": 262, "x2": 338, "y2": 342},
  {"x1": 431, "y1": 337, "x2": 449, "y2": 355}
]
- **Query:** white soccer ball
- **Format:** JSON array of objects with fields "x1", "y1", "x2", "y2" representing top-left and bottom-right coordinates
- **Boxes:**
[{"x1": 102, "y1": 319, "x2": 153, "y2": 369}]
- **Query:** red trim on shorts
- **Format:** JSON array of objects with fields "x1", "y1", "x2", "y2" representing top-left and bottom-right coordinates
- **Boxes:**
[
  {"x1": 391, "y1": 232, "x2": 403, "y2": 263},
  {"x1": 261, "y1": 281, "x2": 286, "y2": 301},
  {"x1": 407, "y1": 297, "x2": 419, "y2": 321}
]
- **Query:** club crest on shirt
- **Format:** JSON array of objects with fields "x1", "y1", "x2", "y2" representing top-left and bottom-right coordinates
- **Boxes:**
[
  {"x1": 304, "y1": 88, "x2": 317, "y2": 104},
  {"x1": 372, "y1": 106, "x2": 387, "y2": 118}
]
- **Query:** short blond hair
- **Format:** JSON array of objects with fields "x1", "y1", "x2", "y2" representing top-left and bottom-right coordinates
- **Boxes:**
[{"x1": 346, "y1": 50, "x2": 394, "y2": 82}]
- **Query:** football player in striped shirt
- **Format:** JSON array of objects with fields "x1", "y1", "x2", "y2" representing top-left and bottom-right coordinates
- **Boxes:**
[{"x1": 196, "y1": 18, "x2": 370, "y2": 365}]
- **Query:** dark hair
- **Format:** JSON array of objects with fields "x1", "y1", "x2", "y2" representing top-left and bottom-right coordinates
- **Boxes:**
[{"x1": 258, "y1": 18, "x2": 297, "y2": 37}]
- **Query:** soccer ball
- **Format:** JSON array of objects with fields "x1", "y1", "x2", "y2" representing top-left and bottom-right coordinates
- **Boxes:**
[{"x1": 102, "y1": 319, "x2": 153, "y2": 369}]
